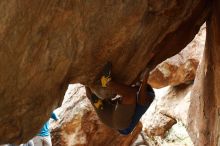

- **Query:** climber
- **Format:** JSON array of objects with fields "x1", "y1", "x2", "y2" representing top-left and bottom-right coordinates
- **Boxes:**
[
  {"x1": 85, "y1": 62, "x2": 155, "y2": 135},
  {"x1": 4, "y1": 139, "x2": 34, "y2": 146},
  {"x1": 33, "y1": 112, "x2": 59, "y2": 146}
]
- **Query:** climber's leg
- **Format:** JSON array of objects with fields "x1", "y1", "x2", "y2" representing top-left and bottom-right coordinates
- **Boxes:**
[
  {"x1": 86, "y1": 83, "x2": 137, "y2": 130},
  {"x1": 118, "y1": 87, "x2": 155, "y2": 135},
  {"x1": 113, "y1": 102, "x2": 136, "y2": 130},
  {"x1": 41, "y1": 136, "x2": 52, "y2": 146},
  {"x1": 107, "y1": 81, "x2": 155, "y2": 133},
  {"x1": 118, "y1": 74, "x2": 155, "y2": 135},
  {"x1": 101, "y1": 80, "x2": 140, "y2": 130},
  {"x1": 137, "y1": 70, "x2": 154, "y2": 105},
  {"x1": 33, "y1": 136, "x2": 43, "y2": 146},
  {"x1": 26, "y1": 140, "x2": 34, "y2": 146},
  {"x1": 98, "y1": 61, "x2": 154, "y2": 134},
  {"x1": 98, "y1": 78, "x2": 140, "y2": 130},
  {"x1": 99, "y1": 62, "x2": 141, "y2": 130},
  {"x1": 85, "y1": 87, "x2": 116, "y2": 128}
]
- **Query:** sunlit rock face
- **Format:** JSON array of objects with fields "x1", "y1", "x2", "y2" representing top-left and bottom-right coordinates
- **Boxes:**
[
  {"x1": 141, "y1": 84, "x2": 192, "y2": 138},
  {"x1": 148, "y1": 26, "x2": 205, "y2": 88},
  {"x1": 51, "y1": 84, "x2": 141, "y2": 146},
  {"x1": 0, "y1": 0, "x2": 209, "y2": 144}
]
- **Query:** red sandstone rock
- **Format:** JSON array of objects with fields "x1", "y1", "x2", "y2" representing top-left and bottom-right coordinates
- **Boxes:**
[
  {"x1": 148, "y1": 26, "x2": 205, "y2": 88},
  {"x1": 187, "y1": 1, "x2": 220, "y2": 145},
  {"x1": 144, "y1": 113, "x2": 176, "y2": 137},
  {"x1": 141, "y1": 84, "x2": 192, "y2": 137}
]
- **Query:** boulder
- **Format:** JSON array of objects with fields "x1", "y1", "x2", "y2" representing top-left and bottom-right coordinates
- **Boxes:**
[
  {"x1": 141, "y1": 84, "x2": 192, "y2": 137},
  {"x1": 187, "y1": 1, "x2": 220, "y2": 145},
  {"x1": 128, "y1": 84, "x2": 193, "y2": 146},
  {"x1": 132, "y1": 122, "x2": 193, "y2": 146},
  {"x1": 51, "y1": 84, "x2": 141, "y2": 146},
  {"x1": 148, "y1": 25, "x2": 205, "y2": 88},
  {"x1": 143, "y1": 112, "x2": 177, "y2": 137},
  {"x1": 0, "y1": 0, "x2": 209, "y2": 143}
]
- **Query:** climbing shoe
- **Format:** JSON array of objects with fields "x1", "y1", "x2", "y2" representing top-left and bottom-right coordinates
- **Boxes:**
[
  {"x1": 101, "y1": 62, "x2": 112, "y2": 87},
  {"x1": 91, "y1": 94, "x2": 104, "y2": 110},
  {"x1": 94, "y1": 99, "x2": 104, "y2": 110}
]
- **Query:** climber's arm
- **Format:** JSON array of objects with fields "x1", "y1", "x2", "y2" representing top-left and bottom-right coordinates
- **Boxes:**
[
  {"x1": 138, "y1": 71, "x2": 154, "y2": 105},
  {"x1": 137, "y1": 72, "x2": 149, "y2": 105}
]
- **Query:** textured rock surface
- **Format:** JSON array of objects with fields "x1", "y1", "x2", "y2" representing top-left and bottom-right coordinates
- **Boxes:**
[
  {"x1": 187, "y1": 1, "x2": 220, "y2": 145},
  {"x1": 0, "y1": 0, "x2": 210, "y2": 144},
  {"x1": 148, "y1": 26, "x2": 205, "y2": 88},
  {"x1": 130, "y1": 84, "x2": 194, "y2": 146},
  {"x1": 133, "y1": 122, "x2": 193, "y2": 146},
  {"x1": 51, "y1": 84, "x2": 141, "y2": 146},
  {"x1": 143, "y1": 112, "x2": 177, "y2": 137},
  {"x1": 141, "y1": 84, "x2": 192, "y2": 138}
]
